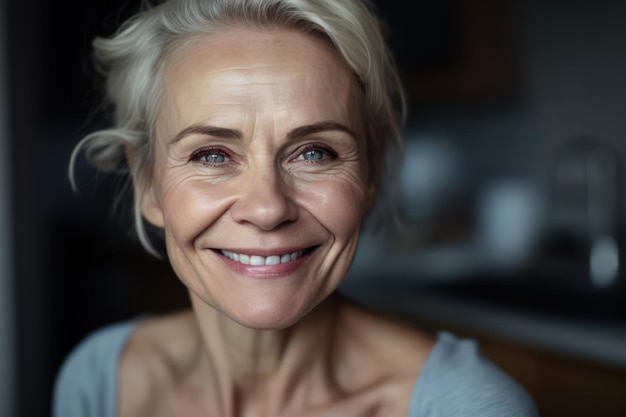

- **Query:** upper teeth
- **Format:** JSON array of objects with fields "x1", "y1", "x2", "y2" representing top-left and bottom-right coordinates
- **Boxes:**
[{"x1": 220, "y1": 250, "x2": 304, "y2": 266}]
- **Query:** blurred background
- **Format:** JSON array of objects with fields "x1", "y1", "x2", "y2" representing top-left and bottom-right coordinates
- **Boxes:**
[{"x1": 2, "y1": 0, "x2": 626, "y2": 416}]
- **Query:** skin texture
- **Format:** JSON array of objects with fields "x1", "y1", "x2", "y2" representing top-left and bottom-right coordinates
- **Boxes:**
[
  {"x1": 143, "y1": 28, "x2": 370, "y2": 330},
  {"x1": 121, "y1": 28, "x2": 433, "y2": 417}
]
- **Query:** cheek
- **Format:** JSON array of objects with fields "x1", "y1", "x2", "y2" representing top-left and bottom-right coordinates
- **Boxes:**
[
  {"x1": 157, "y1": 175, "x2": 236, "y2": 243},
  {"x1": 299, "y1": 175, "x2": 368, "y2": 239},
  {"x1": 153, "y1": 159, "x2": 369, "y2": 245}
]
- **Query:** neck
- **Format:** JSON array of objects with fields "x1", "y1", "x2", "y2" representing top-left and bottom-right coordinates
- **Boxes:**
[{"x1": 189, "y1": 293, "x2": 341, "y2": 415}]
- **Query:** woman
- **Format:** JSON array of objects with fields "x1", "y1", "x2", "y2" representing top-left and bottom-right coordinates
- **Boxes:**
[{"x1": 55, "y1": 0, "x2": 537, "y2": 416}]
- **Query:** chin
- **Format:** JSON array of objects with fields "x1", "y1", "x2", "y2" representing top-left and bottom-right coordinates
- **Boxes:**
[
  {"x1": 227, "y1": 298, "x2": 315, "y2": 330},
  {"x1": 234, "y1": 315, "x2": 301, "y2": 331}
]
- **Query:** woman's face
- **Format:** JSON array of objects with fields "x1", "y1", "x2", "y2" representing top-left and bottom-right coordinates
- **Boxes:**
[{"x1": 142, "y1": 28, "x2": 372, "y2": 329}]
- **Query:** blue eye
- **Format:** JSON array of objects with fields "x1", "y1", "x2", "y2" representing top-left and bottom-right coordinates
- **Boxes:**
[
  {"x1": 200, "y1": 153, "x2": 227, "y2": 164},
  {"x1": 302, "y1": 149, "x2": 325, "y2": 161},
  {"x1": 295, "y1": 145, "x2": 337, "y2": 162},
  {"x1": 189, "y1": 147, "x2": 231, "y2": 166}
]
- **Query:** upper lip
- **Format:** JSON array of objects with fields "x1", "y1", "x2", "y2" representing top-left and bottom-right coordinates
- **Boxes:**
[{"x1": 212, "y1": 246, "x2": 319, "y2": 257}]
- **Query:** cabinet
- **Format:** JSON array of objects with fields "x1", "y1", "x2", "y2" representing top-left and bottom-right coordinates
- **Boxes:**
[{"x1": 472, "y1": 333, "x2": 626, "y2": 417}]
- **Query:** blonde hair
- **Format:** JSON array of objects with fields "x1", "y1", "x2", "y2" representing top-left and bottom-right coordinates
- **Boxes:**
[{"x1": 70, "y1": 0, "x2": 405, "y2": 255}]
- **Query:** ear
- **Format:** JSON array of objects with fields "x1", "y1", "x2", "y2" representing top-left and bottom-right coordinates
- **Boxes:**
[
  {"x1": 139, "y1": 182, "x2": 165, "y2": 228},
  {"x1": 125, "y1": 145, "x2": 165, "y2": 228}
]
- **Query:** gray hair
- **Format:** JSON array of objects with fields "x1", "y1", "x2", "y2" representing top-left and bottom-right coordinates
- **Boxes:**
[{"x1": 70, "y1": 0, "x2": 405, "y2": 256}]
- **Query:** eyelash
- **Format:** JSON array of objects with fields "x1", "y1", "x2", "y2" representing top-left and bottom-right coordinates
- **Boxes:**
[
  {"x1": 293, "y1": 143, "x2": 338, "y2": 163},
  {"x1": 189, "y1": 146, "x2": 231, "y2": 167}
]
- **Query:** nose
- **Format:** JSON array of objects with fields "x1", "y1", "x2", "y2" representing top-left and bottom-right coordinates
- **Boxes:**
[{"x1": 230, "y1": 168, "x2": 298, "y2": 231}]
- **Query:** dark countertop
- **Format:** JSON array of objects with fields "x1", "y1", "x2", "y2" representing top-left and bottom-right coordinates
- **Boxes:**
[{"x1": 342, "y1": 234, "x2": 626, "y2": 368}]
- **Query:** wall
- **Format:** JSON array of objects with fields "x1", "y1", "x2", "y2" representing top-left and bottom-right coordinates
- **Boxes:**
[
  {"x1": 0, "y1": 0, "x2": 16, "y2": 415},
  {"x1": 522, "y1": 0, "x2": 626, "y2": 157}
]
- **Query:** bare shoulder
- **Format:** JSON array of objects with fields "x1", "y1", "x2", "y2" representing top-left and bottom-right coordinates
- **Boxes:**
[
  {"x1": 118, "y1": 310, "x2": 199, "y2": 417},
  {"x1": 334, "y1": 297, "x2": 435, "y2": 414}
]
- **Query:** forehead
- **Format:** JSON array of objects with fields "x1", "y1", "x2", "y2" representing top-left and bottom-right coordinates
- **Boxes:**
[{"x1": 159, "y1": 28, "x2": 361, "y2": 132}]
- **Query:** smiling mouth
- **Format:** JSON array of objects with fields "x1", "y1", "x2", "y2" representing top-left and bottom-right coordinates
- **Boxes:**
[{"x1": 218, "y1": 247, "x2": 318, "y2": 266}]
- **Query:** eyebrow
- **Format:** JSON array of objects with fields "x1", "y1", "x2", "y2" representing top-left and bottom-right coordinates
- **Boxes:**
[
  {"x1": 169, "y1": 125, "x2": 242, "y2": 144},
  {"x1": 169, "y1": 120, "x2": 355, "y2": 144},
  {"x1": 286, "y1": 121, "x2": 355, "y2": 141}
]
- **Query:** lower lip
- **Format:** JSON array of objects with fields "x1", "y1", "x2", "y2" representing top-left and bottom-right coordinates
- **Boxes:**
[{"x1": 216, "y1": 250, "x2": 313, "y2": 279}]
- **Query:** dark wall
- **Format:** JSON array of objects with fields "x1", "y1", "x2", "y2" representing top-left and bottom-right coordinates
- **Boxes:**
[{"x1": 8, "y1": 1, "x2": 187, "y2": 416}]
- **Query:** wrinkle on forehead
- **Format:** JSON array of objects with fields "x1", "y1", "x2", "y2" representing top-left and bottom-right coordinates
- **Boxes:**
[
  {"x1": 163, "y1": 28, "x2": 353, "y2": 90},
  {"x1": 156, "y1": 28, "x2": 364, "y2": 148},
  {"x1": 166, "y1": 28, "x2": 343, "y2": 72}
]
